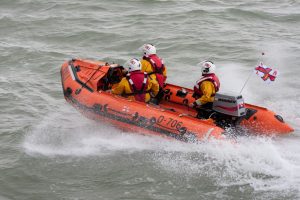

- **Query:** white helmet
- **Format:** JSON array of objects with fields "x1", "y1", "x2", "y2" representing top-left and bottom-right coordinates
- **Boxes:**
[
  {"x1": 125, "y1": 58, "x2": 141, "y2": 72},
  {"x1": 201, "y1": 61, "x2": 216, "y2": 74},
  {"x1": 140, "y1": 44, "x2": 156, "y2": 56}
]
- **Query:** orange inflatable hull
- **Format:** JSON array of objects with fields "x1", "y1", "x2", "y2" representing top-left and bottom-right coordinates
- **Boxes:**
[{"x1": 60, "y1": 59, "x2": 293, "y2": 142}]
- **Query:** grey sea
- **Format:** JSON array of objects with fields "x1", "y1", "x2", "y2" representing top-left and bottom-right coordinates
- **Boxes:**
[{"x1": 1, "y1": 0, "x2": 300, "y2": 199}]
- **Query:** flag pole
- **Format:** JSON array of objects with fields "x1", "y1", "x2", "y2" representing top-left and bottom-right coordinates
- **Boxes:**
[
  {"x1": 239, "y1": 52, "x2": 265, "y2": 94},
  {"x1": 239, "y1": 71, "x2": 254, "y2": 94}
]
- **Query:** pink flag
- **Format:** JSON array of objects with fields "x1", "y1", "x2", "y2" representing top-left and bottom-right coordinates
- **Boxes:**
[{"x1": 254, "y1": 63, "x2": 279, "y2": 84}]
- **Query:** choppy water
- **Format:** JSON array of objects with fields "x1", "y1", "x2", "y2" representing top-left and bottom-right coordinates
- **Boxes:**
[{"x1": 1, "y1": 0, "x2": 300, "y2": 199}]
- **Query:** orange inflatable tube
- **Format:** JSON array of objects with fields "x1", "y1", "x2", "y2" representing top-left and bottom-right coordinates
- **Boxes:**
[{"x1": 60, "y1": 59, "x2": 293, "y2": 142}]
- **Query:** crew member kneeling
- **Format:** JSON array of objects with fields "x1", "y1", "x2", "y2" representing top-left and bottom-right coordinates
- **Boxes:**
[
  {"x1": 140, "y1": 44, "x2": 167, "y2": 103},
  {"x1": 191, "y1": 61, "x2": 220, "y2": 118},
  {"x1": 112, "y1": 58, "x2": 159, "y2": 103}
]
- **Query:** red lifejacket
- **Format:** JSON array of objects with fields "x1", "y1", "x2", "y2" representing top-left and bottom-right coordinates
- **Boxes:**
[
  {"x1": 193, "y1": 73, "x2": 220, "y2": 98},
  {"x1": 143, "y1": 54, "x2": 165, "y2": 88},
  {"x1": 126, "y1": 71, "x2": 150, "y2": 102}
]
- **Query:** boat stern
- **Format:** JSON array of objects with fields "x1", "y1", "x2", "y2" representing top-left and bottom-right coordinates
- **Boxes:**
[{"x1": 241, "y1": 104, "x2": 294, "y2": 135}]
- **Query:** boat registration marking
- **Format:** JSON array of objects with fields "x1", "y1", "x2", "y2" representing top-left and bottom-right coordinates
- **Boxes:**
[{"x1": 157, "y1": 115, "x2": 184, "y2": 130}]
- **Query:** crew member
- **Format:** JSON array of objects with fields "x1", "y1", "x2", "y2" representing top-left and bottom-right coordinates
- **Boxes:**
[
  {"x1": 112, "y1": 58, "x2": 159, "y2": 103},
  {"x1": 140, "y1": 44, "x2": 167, "y2": 103},
  {"x1": 191, "y1": 61, "x2": 220, "y2": 117}
]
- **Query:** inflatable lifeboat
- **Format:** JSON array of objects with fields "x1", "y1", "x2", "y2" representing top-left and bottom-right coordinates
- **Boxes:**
[{"x1": 60, "y1": 59, "x2": 294, "y2": 142}]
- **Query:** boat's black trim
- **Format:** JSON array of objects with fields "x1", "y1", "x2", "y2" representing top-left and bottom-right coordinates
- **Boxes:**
[
  {"x1": 65, "y1": 93, "x2": 197, "y2": 142},
  {"x1": 275, "y1": 114, "x2": 284, "y2": 123},
  {"x1": 68, "y1": 60, "x2": 94, "y2": 93},
  {"x1": 244, "y1": 108, "x2": 257, "y2": 120}
]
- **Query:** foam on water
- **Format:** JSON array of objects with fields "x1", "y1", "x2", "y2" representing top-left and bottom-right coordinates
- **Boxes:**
[
  {"x1": 22, "y1": 103, "x2": 300, "y2": 195},
  {"x1": 157, "y1": 137, "x2": 300, "y2": 191}
]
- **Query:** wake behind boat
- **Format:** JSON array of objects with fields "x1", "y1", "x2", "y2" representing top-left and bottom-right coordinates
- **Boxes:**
[{"x1": 60, "y1": 58, "x2": 294, "y2": 142}]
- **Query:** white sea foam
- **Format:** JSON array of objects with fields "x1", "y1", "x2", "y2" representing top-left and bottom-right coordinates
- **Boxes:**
[{"x1": 23, "y1": 101, "x2": 300, "y2": 194}]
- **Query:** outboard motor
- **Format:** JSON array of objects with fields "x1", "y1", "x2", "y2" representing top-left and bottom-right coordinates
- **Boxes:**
[{"x1": 211, "y1": 93, "x2": 246, "y2": 129}]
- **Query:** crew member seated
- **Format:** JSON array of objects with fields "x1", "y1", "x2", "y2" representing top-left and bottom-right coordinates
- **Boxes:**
[
  {"x1": 97, "y1": 65, "x2": 125, "y2": 91},
  {"x1": 140, "y1": 44, "x2": 167, "y2": 104},
  {"x1": 112, "y1": 58, "x2": 159, "y2": 103},
  {"x1": 191, "y1": 61, "x2": 220, "y2": 119}
]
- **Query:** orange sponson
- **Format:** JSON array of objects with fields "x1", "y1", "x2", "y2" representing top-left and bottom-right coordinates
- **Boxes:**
[
  {"x1": 240, "y1": 104, "x2": 294, "y2": 135},
  {"x1": 61, "y1": 58, "x2": 293, "y2": 141},
  {"x1": 61, "y1": 59, "x2": 225, "y2": 142}
]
